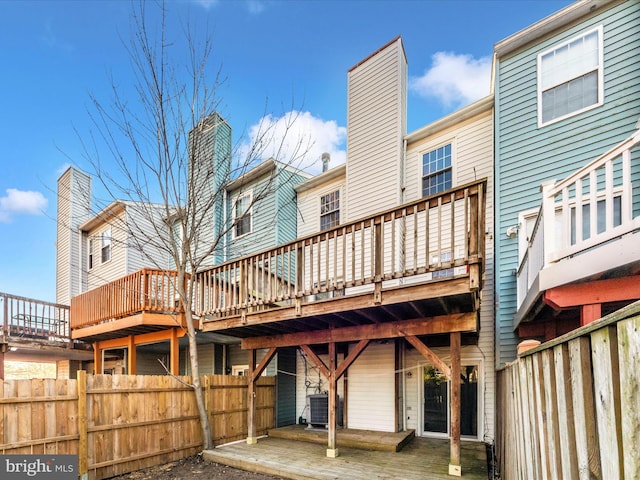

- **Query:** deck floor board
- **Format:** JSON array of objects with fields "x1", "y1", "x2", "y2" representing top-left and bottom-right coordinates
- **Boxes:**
[{"x1": 204, "y1": 436, "x2": 488, "y2": 479}]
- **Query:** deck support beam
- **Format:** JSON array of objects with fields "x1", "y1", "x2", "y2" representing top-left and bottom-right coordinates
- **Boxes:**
[
  {"x1": 299, "y1": 340, "x2": 370, "y2": 457},
  {"x1": 93, "y1": 342, "x2": 103, "y2": 374},
  {"x1": 127, "y1": 335, "x2": 136, "y2": 375},
  {"x1": 247, "y1": 347, "x2": 277, "y2": 445},
  {"x1": 327, "y1": 341, "x2": 338, "y2": 458},
  {"x1": 449, "y1": 332, "x2": 461, "y2": 476}
]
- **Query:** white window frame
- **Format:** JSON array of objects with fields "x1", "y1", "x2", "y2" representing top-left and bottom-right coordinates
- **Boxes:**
[
  {"x1": 537, "y1": 25, "x2": 604, "y2": 128},
  {"x1": 421, "y1": 142, "x2": 454, "y2": 197},
  {"x1": 101, "y1": 227, "x2": 112, "y2": 264},
  {"x1": 88, "y1": 237, "x2": 94, "y2": 270},
  {"x1": 232, "y1": 191, "x2": 253, "y2": 239},
  {"x1": 319, "y1": 189, "x2": 340, "y2": 231}
]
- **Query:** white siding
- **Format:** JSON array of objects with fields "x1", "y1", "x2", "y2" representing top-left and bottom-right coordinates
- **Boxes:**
[
  {"x1": 347, "y1": 342, "x2": 395, "y2": 432},
  {"x1": 56, "y1": 168, "x2": 91, "y2": 305},
  {"x1": 403, "y1": 105, "x2": 495, "y2": 440},
  {"x1": 296, "y1": 177, "x2": 346, "y2": 238},
  {"x1": 124, "y1": 206, "x2": 171, "y2": 273},
  {"x1": 86, "y1": 211, "x2": 128, "y2": 290},
  {"x1": 346, "y1": 38, "x2": 406, "y2": 221}
]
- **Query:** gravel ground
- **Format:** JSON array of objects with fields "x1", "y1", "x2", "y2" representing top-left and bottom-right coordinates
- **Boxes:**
[{"x1": 109, "y1": 455, "x2": 284, "y2": 480}]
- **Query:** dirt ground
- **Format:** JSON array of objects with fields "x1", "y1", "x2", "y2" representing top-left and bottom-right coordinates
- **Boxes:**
[{"x1": 110, "y1": 455, "x2": 283, "y2": 480}]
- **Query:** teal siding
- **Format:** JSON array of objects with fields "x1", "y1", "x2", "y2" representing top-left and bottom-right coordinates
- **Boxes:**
[
  {"x1": 226, "y1": 164, "x2": 306, "y2": 259},
  {"x1": 275, "y1": 168, "x2": 306, "y2": 245},
  {"x1": 495, "y1": 1, "x2": 640, "y2": 365}
]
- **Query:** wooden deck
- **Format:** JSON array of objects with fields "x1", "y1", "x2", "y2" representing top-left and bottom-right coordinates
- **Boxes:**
[
  {"x1": 204, "y1": 436, "x2": 488, "y2": 479},
  {"x1": 267, "y1": 425, "x2": 415, "y2": 452}
]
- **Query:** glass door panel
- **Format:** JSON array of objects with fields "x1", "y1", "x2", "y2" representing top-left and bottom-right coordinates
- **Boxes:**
[{"x1": 423, "y1": 366, "x2": 448, "y2": 433}]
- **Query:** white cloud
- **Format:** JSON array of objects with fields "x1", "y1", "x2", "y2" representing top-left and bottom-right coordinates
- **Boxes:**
[
  {"x1": 194, "y1": 0, "x2": 219, "y2": 10},
  {"x1": 246, "y1": 1, "x2": 266, "y2": 14},
  {"x1": 410, "y1": 52, "x2": 491, "y2": 109},
  {"x1": 238, "y1": 111, "x2": 346, "y2": 175},
  {"x1": 0, "y1": 189, "x2": 48, "y2": 223}
]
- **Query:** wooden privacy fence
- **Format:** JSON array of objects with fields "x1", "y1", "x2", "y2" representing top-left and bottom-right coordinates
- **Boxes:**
[
  {"x1": 496, "y1": 300, "x2": 640, "y2": 480},
  {"x1": 0, "y1": 373, "x2": 275, "y2": 480}
]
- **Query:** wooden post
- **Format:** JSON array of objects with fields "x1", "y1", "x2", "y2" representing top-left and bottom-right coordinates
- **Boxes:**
[
  {"x1": 127, "y1": 335, "x2": 136, "y2": 375},
  {"x1": 247, "y1": 349, "x2": 257, "y2": 444},
  {"x1": 449, "y1": 332, "x2": 461, "y2": 476},
  {"x1": 93, "y1": 342, "x2": 102, "y2": 374},
  {"x1": 0, "y1": 348, "x2": 4, "y2": 380},
  {"x1": 327, "y1": 341, "x2": 338, "y2": 458},
  {"x1": 170, "y1": 328, "x2": 179, "y2": 376},
  {"x1": 77, "y1": 370, "x2": 88, "y2": 480}
]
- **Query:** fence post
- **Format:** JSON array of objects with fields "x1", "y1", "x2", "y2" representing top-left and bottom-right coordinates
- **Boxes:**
[{"x1": 77, "y1": 370, "x2": 88, "y2": 480}]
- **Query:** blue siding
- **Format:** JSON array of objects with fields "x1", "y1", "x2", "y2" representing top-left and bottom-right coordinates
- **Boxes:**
[
  {"x1": 225, "y1": 164, "x2": 306, "y2": 259},
  {"x1": 495, "y1": 1, "x2": 640, "y2": 365}
]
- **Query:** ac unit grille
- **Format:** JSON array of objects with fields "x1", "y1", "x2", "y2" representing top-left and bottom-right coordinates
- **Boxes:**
[{"x1": 308, "y1": 394, "x2": 328, "y2": 427}]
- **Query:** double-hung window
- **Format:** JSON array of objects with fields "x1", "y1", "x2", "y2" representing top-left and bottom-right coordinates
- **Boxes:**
[
  {"x1": 422, "y1": 143, "x2": 452, "y2": 197},
  {"x1": 320, "y1": 190, "x2": 340, "y2": 231},
  {"x1": 101, "y1": 228, "x2": 111, "y2": 263},
  {"x1": 233, "y1": 192, "x2": 252, "y2": 238},
  {"x1": 538, "y1": 26, "x2": 603, "y2": 126}
]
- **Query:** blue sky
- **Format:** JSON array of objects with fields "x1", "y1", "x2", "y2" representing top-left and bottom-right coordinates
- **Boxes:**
[{"x1": 0, "y1": 0, "x2": 572, "y2": 302}]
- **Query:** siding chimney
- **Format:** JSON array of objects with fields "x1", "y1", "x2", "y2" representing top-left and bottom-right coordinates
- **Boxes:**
[{"x1": 322, "y1": 152, "x2": 330, "y2": 172}]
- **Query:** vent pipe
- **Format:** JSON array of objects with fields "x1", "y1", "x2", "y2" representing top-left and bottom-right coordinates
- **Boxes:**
[{"x1": 321, "y1": 152, "x2": 330, "y2": 172}]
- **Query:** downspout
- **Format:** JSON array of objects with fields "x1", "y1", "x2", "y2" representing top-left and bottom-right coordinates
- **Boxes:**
[{"x1": 223, "y1": 188, "x2": 228, "y2": 262}]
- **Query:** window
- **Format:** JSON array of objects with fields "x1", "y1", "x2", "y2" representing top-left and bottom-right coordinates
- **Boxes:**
[
  {"x1": 538, "y1": 26, "x2": 603, "y2": 126},
  {"x1": 320, "y1": 190, "x2": 340, "y2": 230},
  {"x1": 101, "y1": 228, "x2": 111, "y2": 263},
  {"x1": 422, "y1": 144, "x2": 452, "y2": 196},
  {"x1": 88, "y1": 238, "x2": 94, "y2": 269},
  {"x1": 233, "y1": 192, "x2": 252, "y2": 237}
]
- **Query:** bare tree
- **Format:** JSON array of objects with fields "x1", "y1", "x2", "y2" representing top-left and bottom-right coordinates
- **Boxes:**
[{"x1": 77, "y1": 2, "x2": 311, "y2": 449}]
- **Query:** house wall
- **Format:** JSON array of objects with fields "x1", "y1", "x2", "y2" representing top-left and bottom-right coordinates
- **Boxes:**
[
  {"x1": 275, "y1": 167, "x2": 308, "y2": 245},
  {"x1": 189, "y1": 113, "x2": 232, "y2": 267},
  {"x1": 124, "y1": 205, "x2": 171, "y2": 273},
  {"x1": 346, "y1": 37, "x2": 406, "y2": 222},
  {"x1": 296, "y1": 173, "x2": 346, "y2": 238},
  {"x1": 226, "y1": 164, "x2": 307, "y2": 259},
  {"x1": 85, "y1": 210, "x2": 128, "y2": 290},
  {"x1": 404, "y1": 346, "x2": 487, "y2": 440},
  {"x1": 346, "y1": 342, "x2": 396, "y2": 432},
  {"x1": 494, "y1": 0, "x2": 640, "y2": 365},
  {"x1": 56, "y1": 167, "x2": 91, "y2": 305}
]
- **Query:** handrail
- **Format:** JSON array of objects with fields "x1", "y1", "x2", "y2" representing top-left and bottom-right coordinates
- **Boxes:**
[
  {"x1": 70, "y1": 269, "x2": 185, "y2": 329},
  {"x1": 196, "y1": 179, "x2": 486, "y2": 319},
  {"x1": 517, "y1": 130, "x2": 640, "y2": 307},
  {"x1": 0, "y1": 292, "x2": 71, "y2": 342}
]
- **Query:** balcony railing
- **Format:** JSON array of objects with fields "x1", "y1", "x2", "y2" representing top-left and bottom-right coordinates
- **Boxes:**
[
  {"x1": 196, "y1": 179, "x2": 486, "y2": 321},
  {"x1": 1, "y1": 292, "x2": 71, "y2": 343},
  {"x1": 70, "y1": 269, "x2": 185, "y2": 330},
  {"x1": 517, "y1": 129, "x2": 640, "y2": 308}
]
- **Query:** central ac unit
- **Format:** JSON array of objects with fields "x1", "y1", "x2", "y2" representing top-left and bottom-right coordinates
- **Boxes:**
[{"x1": 307, "y1": 394, "x2": 328, "y2": 428}]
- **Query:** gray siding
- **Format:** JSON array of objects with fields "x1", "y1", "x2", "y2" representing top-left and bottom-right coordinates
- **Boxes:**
[{"x1": 495, "y1": 0, "x2": 640, "y2": 365}]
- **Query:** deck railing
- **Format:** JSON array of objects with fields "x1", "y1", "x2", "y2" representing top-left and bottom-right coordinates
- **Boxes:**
[
  {"x1": 517, "y1": 130, "x2": 640, "y2": 308},
  {"x1": 196, "y1": 179, "x2": 486, "y2": 320},
  {"x1": 0, "y1": 291, "x2": 71, "y2": 342},
  {"x1": 70, "y1": 269, "x2": 184, "y2": 329}
]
